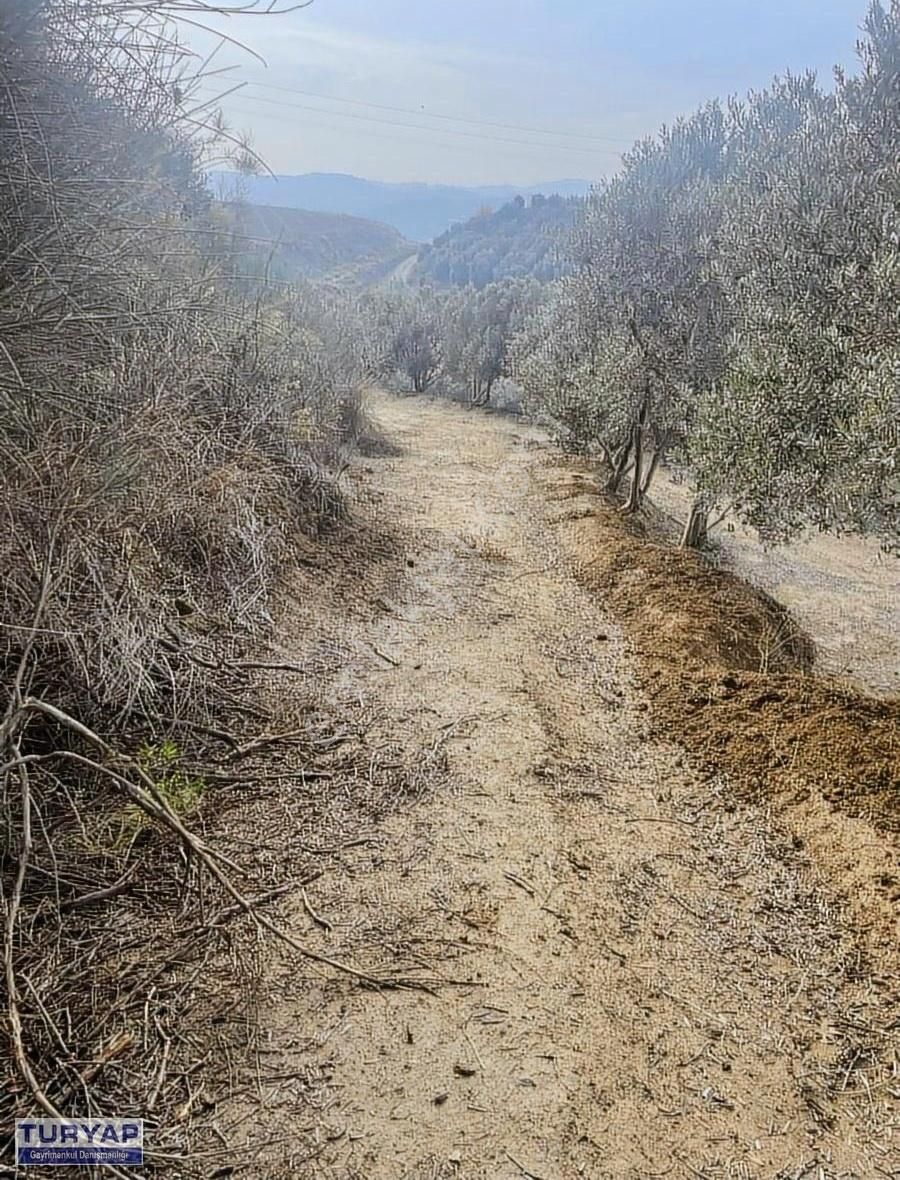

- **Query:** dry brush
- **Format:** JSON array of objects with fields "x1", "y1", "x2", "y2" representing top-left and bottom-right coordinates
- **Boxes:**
[{"x1": 0, "y1": 0, "x2": 375, "y2": 1157}]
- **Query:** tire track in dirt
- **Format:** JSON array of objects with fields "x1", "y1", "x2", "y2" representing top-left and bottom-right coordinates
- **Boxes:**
[{"x1": 217, "y1": 393, "x2": 898, "y2": 1180}]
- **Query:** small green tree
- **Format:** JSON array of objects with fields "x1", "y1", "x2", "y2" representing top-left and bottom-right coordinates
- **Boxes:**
[{"x1": 524, "y1": 104, "x2": 730, "y2": 517}]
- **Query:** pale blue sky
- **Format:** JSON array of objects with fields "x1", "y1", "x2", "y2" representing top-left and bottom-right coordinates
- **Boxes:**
[{"x1": 187, "y1": 1, "x2": 867, "y2": 185}]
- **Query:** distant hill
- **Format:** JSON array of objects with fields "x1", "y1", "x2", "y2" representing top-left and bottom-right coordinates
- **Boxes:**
[
  {"x1": 214, "y1": 173, "x2": 592, "y2": 242},
  {"x1": 414, "y1": 194, "x2": 582, "y2": 288},
  {"x1": 218, "y1": 202, "x2": 416, "y2": 284}
]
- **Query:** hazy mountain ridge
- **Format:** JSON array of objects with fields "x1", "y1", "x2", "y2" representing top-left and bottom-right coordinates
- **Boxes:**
[{"x1": 215, "y1": 172, "x2": 592, "y2": 241}]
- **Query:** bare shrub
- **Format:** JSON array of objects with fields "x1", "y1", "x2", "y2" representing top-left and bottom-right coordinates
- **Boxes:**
[{"x1": 0, "y1": 0, "x2": 369, "y2": 1143}]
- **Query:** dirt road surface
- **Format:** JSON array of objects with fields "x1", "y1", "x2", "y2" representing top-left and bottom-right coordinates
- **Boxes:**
[{"x1": 212, "y1": 393, "x2": 898, "y2": 1180}]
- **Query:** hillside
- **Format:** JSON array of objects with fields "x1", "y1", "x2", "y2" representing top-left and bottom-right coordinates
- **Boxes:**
[
  {"x1": 414, "y1": 193, "x2": 581, "y2": 287},
  {"x1": 215, "y1": 171, "x2": 591, "y2": 241},
  {"x1": 220, "y1": 201, "x2": 416, "y2": 283}
]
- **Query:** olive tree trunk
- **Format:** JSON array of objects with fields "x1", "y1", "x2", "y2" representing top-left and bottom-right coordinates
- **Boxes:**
[
  {"x1": 623, "y1": 386, "x2": 651, "y2": 513},
  {"x1": 680, "y1": 499, "x2": 709, "y2": 549}
]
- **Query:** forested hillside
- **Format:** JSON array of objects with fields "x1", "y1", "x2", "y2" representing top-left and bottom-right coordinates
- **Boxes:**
[
  {"x1": 415, "y1": 193, "x2": 581, "y2": 287},
  {"x1": 219, "y1": 201, "x2": 415, "y2": 284}
]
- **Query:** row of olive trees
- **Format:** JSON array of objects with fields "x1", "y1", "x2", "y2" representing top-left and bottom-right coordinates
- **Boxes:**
[
  {"x1": 515, "y1": 1, "x2": 899, "y2": 548},
  {"x1": 366, "y1": 280, "x2": 541, "y2": 405}
]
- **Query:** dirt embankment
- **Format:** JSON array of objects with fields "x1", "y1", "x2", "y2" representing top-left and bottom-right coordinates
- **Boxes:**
[
  {"x1": 650, "y1": 470, "x2": 900, "y2": 696},
  {"x1": 546, "y1": 461, "x2": 899, "y2": 954}
]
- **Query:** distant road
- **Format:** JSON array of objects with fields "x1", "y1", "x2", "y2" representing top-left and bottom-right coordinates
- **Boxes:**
[{"x1": 380, "y1": 250, "x2": 419, "y2": 289}]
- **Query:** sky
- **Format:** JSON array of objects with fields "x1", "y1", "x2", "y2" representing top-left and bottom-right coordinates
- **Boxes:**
[{"x1": 184, "y1": 1, "x2": 868, "y2": 186}]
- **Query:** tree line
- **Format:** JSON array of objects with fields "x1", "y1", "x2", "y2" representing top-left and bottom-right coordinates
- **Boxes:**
[
  {"x1": 513, "y1": 1, "x2": 899, "y2": 547},
  {"x1": 362, "y1": 280, "x2": 542, "y2": 406}
]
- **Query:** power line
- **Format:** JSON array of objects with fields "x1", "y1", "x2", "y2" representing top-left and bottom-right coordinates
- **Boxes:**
[
  {"x1": 234, "y1": 80, "x2": 635, "y2": 147},
  {"x1": 218, "y1": 102, "x2": 607, "y2": 169},
  {"x1": 201, "y1": 88, "x2": 623, "y2": 156}
]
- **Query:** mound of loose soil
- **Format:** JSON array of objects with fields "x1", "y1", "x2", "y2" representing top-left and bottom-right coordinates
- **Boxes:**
[
  {"x1": 552, "y1": 477, "x2": 900, "y2": 839},
  {"x1": 565, "y1": 499, "x2": 816, "y2": 676},
  {"x1": 650, "y1": 670, "x2": 900, "y2": 830}
]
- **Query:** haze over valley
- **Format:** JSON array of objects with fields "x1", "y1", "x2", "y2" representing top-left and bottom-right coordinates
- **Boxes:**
[{"x1": 216, "y1": 170, "x2": 592, "y2": 241}]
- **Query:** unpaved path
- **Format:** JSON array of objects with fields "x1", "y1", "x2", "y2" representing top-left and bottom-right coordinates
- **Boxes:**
[{"x1": 216, "y1": 393, "x2": 897, "y2": 1180}]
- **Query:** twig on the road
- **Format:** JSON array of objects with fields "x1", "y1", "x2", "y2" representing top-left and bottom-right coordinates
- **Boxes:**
[
  {"x1": 197, "y1": 881, "x2": 303, "y2": 932},
  {"x1": 225, "y1": 729, "x2": 308, "y2": 762},
  {"x1": 625, "y1": 814, "x2": 698, "y2": 826},
  {"x1": 673, "y1": 1153, "x2": 713, "y2": 1180},
  {"x1": 298, "y1": 836, "x2": 378, "y2": 855},
  {"x1": 677, "y1": 1041, "x2": 711, "y2": 1069},
  {"x1": 302, "y1": 886, "x2": 334, "y2": 934},
  {"x1": 568, "y1": 789, "x2": 628, "y2": 813},
  {"x1": 508, "y1": 564, "x2": 555, "y2": 582},
  {"x1": 233, "y1": 660, "x2": 308, "y2": 675},
  {"x1": 666, "y1": 891, "x2": 708, "y2": 922},
  {"x1": 504, "y1": 871, "x2": 536, "y2": 897},
  {"x1": 463, "y1": 1026, "x2": 485, "y2": 1071},
  {"x1": 58, "y1": 873, "x2": 137, "y2": 911},
  {"x1": 600, "y1": 940, "x2": 628, "y2": 964},
  {"x1": 505, "y1": 1150, "x2": 550, "y2": 1180},
  {"x1": 369, "y1": 642, "x2": 402, "y2": 667}
]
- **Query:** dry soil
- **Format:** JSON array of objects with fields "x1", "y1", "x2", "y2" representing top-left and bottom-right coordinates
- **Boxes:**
[{"x1": 204, "y1": 392, "x2": 898, "y2": 1180}]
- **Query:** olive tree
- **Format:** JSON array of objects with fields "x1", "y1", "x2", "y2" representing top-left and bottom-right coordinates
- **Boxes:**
[
  {"x1": 520, "y1": 1, "x2": 899, "y2": 549},
  {"x1": 367, "y1": 290, "x2": 443, "y2": 393},
  {"x1": 692, "y1": 8, "x2": 900, "y2": 544},
  {"x1": 524, "y1": 104, "x2": 730, "y2": 520},
  {"x1": 443, "y1": 279, "x2": 541, "y2": 406}
]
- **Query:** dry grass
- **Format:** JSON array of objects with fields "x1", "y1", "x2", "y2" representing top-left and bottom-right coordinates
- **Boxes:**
[{"x1": 0, "y1": 0, "x2": 378, "y2": 1155}]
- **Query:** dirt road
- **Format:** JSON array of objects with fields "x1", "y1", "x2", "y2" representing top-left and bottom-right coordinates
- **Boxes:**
[{"x1": 214, "y1": 393, "x2": 898, "y2": 1180}]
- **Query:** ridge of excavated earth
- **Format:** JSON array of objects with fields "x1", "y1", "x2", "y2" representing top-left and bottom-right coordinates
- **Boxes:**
[{"x1": 199, "y1": 393, "x2": 898, "y2": 1180}]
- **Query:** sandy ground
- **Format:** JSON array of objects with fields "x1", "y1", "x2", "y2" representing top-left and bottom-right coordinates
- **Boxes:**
[{"x1": 209, "y1": 393, "x2": 898, "y2": 1180}]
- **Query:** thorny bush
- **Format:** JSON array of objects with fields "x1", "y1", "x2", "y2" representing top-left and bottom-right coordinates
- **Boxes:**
[{"x1": 0, "y1": 0, "x2": 370, "y2": 1155}]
